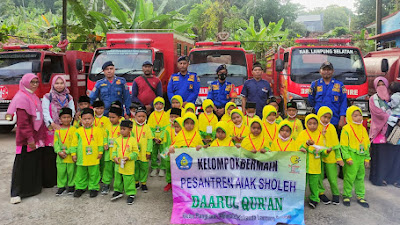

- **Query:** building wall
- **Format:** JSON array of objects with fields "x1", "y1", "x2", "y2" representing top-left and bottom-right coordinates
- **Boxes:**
[{"x1": 382, "y1": 12, "x2": 400, "y2": 33}]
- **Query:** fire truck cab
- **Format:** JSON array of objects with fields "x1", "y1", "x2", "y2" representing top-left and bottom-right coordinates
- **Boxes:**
[
  {"x1": 265, "y1": 38, "x2": 369, "y2": 117},
  {"x1": 188, "y1": 41, "x2": 253, "y2": 108},
  {"x1": 0, "y1": 44, "x2": 93, "y2": 132}
]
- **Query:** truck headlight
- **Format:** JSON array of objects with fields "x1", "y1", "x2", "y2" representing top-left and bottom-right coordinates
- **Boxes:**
[
  {"x1": 292, "y1": 99, "x2": 307, "y2": 110},
  {"x1": 353, "y1": 101, "x2": 369, "y2": 112}
]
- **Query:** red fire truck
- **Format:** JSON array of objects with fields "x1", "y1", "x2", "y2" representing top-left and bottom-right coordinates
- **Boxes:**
[
  {"x1": 86, "y1": 30, "x2": 195, "y2": 101},
  {"x1": 0, "y1": 44, "x2": 93, "y2": 132},
  {"x1": 188, "y1": 41, "x2": 255, "y2": 107},
  {"x1": 265, "y1": 38, "x2": 369, "y2": 117}
]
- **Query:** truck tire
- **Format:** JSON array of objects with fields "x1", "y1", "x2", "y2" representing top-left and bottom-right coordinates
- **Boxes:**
[{"x1": 0, "y1": 125, "x2": 15, "y2": 133}]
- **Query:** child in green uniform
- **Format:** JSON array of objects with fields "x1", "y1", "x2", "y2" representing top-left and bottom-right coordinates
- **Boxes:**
[
  {"x1": 148, "y1": 97, "x2": 169, "y2": 177},
  {"x1": 111, "y1": 120, "x2": 139, "y2": 205},
  {"x1": 71, "y1": 108, "x2": 104, "y2": 198},
  {"x1": 93, "y1": 100, "x2": 110, "y2": 182},
  {"x1": 54, "y1": 108, "x2": 76, "y2": 196},
  {"x1": 298, "y1": 114, "x2": 331, "y2": 209},
  {"x1": 101, "y1": 107, "x2": 122, "y2": 195},
  {"x1": 283, "y1": 101, "x2": 303, "y2": 140},
  {"x1": 133, "y1": 106, "x2": 153, "y2": 193},
  {"x1": 73, "y1": 96, "x2": 90, "y2": 128},
  {"x1": 162, "y1": 108, "x2": 182, "y2": 192},
  {"x1": 341, "y1": 106, "x2": 370, "y2": 208}
]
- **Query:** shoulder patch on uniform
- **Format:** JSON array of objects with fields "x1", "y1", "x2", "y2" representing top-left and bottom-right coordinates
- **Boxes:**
[
  {"x1": 188, "y1": 75, "x2": 195, "y2": 82},
  {"x1": 116, "y1": 80, "x2": 121, "y2": 85},
  {"x1": 173, "y1": 76, "x2": 179, "y2": 81}
]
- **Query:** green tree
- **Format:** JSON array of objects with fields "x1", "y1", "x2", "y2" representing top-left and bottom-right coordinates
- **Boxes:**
[{"x1": 354, "y1": 0, "x2": 392, "y2": 30}]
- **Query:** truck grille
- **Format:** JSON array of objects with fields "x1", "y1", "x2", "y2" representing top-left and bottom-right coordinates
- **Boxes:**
[{"x1": 0, "y1": 102, "x2": 10, "y2": 112}]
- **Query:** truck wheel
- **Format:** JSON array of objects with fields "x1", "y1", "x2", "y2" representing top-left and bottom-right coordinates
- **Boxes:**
[{"x1": 0, "y1": 125, "x2": 15, "y2": 133}]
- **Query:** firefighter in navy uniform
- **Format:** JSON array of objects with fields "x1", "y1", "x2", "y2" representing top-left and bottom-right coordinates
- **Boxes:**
[
  {"x1": 308, "y1": 61, "x2": 347, "y2": 131},
  {"x1": 207, "y1": 64, "x2": 235, "y2": 118},
  {"x1": 90, "y1": 61, "x2": 131, "y2": 118},
  {"x1": 167, "y1": 56, "x2": 200, "y2": 106}
]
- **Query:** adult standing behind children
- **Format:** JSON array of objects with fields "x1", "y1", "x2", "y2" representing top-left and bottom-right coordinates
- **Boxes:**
[
  {"x1": 90, "y1": 61, "x2": 131, "y2": 118},
  {"x1": 131, "y1": 61, "x2": 163, "y2": 115},
  {"x1": 6, "y1": 73, "x2": 48, "y2": 204},
  {"x1": 308, "y1": 61, "x2": 347, "y2": 130},
  {"x1": 167, "y1": 56, "x2": 200, "y2": 106},
  {"x1": 241, "y1": 62, "x2": 273, "y2": 118},
  {"x1": 42, "y1": 75, "x2": 76, "y2": 189}
]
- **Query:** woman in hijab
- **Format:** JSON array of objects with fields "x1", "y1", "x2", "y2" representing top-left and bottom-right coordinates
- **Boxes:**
[
  {"x1": 369, "y1": 77, "x2": 400, "y2": 188},
  {"x1": 41, "y1": 75, "x2": 75, "y2": 188},
  {"x1": 6, "y1": 73, "x2": 48, "y2": 204}
]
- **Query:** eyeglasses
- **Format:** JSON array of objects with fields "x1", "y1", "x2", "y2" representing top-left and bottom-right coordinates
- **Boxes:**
[{"x1": 30, "y1": 80, "x2": 39, "y2": 84}]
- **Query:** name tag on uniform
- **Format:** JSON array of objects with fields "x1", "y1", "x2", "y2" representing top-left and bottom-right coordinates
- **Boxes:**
[
  {"x1": 206, "y1": 126, "x2": 213, "y2": 134},
  {"x1": 317, "y1": 86, "x2": 323, "y2": 92},
  {"x1": 212, "y1": 85, "x2": 219, "y2": 90},
  {"x1": 262, "y1": 88, "x2": 269, "y2": 93},
  {"x1": 109, "y1": 139, "x2": 114, "y2": 147},
  {"x1": 101, "y1": 83, "x2": 107, "y2": 86},
  {"x1": 86, "y1": 146, "x2": 93, "y2": 155}
]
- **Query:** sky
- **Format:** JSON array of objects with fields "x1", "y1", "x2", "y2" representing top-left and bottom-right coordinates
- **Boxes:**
[{"x1": 291, "y1": 0, "x2": 356, "y2": 11}]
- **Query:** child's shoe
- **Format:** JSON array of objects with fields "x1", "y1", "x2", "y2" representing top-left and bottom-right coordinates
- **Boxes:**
[
  {"x1": 111, "y1": 191, "x2": 123, "y2": 201},
  {"x1": 127, "y1": 195, "x2": 135, "y2": 205},
  {"x1": 357, "y1": 198, "x2": 369, "y2": 208},
  {"x1": 150, "y1": 169, "x2": 158, "y2": 177},
  {"x1": 163, "y1": 183, "x2": 172, "y2": 192},
  {"x1": 159, "y1": 169, "x2": 165, "y2": 177},
  {"x1": 135, "y1": 183, "x2": 140, "y2": 189},
  {"x1": 343, "y1": 197, "x2": 351, "y2": 206},
  {"x1": 141, "y1": 184, "x2": 148, "y2": 193},
  {"x1": 67, "y1": 186, "x2": 75, "y2": 195},
  {"x1": 89, "y1": 190, "x2": 98, "y2": 198},
  {"x1": 101, "y1": 184, "x2": 110, "y2": 195},
  {"x1": 319, "y1": 194, "x2": 331, "y2": 205},
  {"x1": 332, "y1": 195, "x2": 340, "y2": 205},
  {"x1": 74, "y1": 189, "x2": 85, "y2": 198},
  {"x1": 309, "y1": 200, "x2": 318, "y2": 209},
  {"x1": 56, "y1": 187, "x2": 66, "y2": 196}
]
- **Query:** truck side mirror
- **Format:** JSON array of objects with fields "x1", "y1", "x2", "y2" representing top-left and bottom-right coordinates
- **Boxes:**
[
  {"x1": 381, "y1": 58, "x2": 389, "y2": 73},
  {"x1": 76, "y1": 59, "x2": 83, "y2": 71},
  {"x1": 32, "y1": 60, "x2": 41, "y2": 73},
  {"x1": 153, "y1": 59, "x2": 161, "y2": 72},
  {"x1": 275, "y1": 59, "x2": 284, "y2": 72}
]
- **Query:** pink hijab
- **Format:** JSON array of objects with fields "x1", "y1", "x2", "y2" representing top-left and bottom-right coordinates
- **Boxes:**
[
  {"x1": 7, "y1": 73, "x2": 44, "y2": 131},
  {"x1": 44, "y1": 75, "x2": 72, "y2": 125},
  {"x1": 369, "y1": 76, "x2": 390, "y2": 140}
]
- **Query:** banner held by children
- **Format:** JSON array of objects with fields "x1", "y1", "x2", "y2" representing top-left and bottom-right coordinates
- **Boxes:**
[{"x1": 170, "y1": 147, "x2": 306, "y2": 225}]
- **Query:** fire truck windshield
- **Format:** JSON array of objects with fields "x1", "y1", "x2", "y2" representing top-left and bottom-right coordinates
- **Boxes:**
[
  {"x1": 89, "y1": 49, "x2": 152, "y2": 82},
  {"x1": 0, "y1": 52, "x2": 40, "y2": 85},
  {"x1": 290, "y1": 48, "x2": 366, "y2": 85},
  {"x1": 189, "y1": 50, "x2": 247, "y2": 87}
]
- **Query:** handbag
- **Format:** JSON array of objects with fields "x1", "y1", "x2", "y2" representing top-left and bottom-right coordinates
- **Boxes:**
[
  {"x1": 387, "y1": 125, "x2": 400, "y2": 145},
  {"x1": 372, "y1": 133, "x2": 386, "y2": 144}
]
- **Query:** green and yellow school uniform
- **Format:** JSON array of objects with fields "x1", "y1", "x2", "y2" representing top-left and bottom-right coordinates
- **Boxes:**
[
  {"x1": 198, "y1": 99, "x2": 218, "y2": 142},
  {"x1": 71, "y1": 126, "x2": 104, "y2": 191},
  {"x1": 241, "y1": 118, "x2": 269, "y2": 152},
  {"x1": 102, "y1": 123, "x2": 120, "y2": 185},
  {"x1": 132, "y1": 122, "x2": 153, "y2": 185},
  {"x1": 283, "y1": 118, "x2": 303, "y2": 140},
  {"x1": 54, "y1": 126, "x2": 77, "y2": 188},
  {"x1": 112, "y1": 136, "x2": 139, "y2": 196},
  {"x1": 270, "y1": 120, "x2": 298, "y2": 152}
]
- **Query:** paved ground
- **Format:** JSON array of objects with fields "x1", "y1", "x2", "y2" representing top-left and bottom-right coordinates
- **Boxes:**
[{"x1": 0, "y1": 130, "x2": 399, "y2": 225}]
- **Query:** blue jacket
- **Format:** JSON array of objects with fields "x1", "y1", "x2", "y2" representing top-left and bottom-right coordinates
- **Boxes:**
[
  {"x1": 89, "y1": 76, "x2": 131, "y2": 116},
  {"x1": 308, "y1": 78, "x2": 347, "y2": 125},
  {"x1": 167, "y1": 72, "x2": 200, "y2": 104},
  {"x1": 207, "y1": 80, "x2": 233, "y2": 108}
]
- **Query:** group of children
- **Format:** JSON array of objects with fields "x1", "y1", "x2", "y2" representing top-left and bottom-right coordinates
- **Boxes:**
[{"x1": 53, "y1": 94, "x2": 371, "y2": 209}]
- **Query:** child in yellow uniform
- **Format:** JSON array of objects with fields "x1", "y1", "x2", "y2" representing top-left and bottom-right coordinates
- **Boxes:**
[
  {"x1": 133, "y1": 107, "x2": 153, "y2": 193},
  {"x1": 230, "y1": 109, "x2": 250, "y2": 145},
  {"x1": 169, "y1": 112, "x2": 203, "y2": 152},
  {"x1": 71, "y1": 108, "x2": 104, "y2": 198},
  {"x1": 93, "y1": 100, "x2": 110, "y2": 181},
  {"x1": 241, "y1": 118, "x2": 268, "y2": 152},
  {"x1": 198, "y1": 99, "x2": 218, "y2": 145},
  {"x1": 148, "y1": 97, "x2": 170, "y2": 177},
  {"x1": 183, "y1": 102, "x2": 196, "y2": 115},
  {"x1": 220, "y1": 102, "x2": 237, "y2": 122},
  {"x1": 209, "y1": 121, "x2": 234, "y2": 147},
  {"x1": 244, "y1": 102, "x2": 260, "y2": 126},
  {"x1": 111, "y1": 120, "x2": 139, "y2": 205},
  {"x1": 262, "y1": 105, "x2": 278, "y2": 147},
  {"x1": 267, "y1": 97, "x2": 283, "y2": 124},
  {"x1": 162, "y1": 110, "x2": 182, "y2": 192},
  {"x1": 298, "y1": 114, "x2": 332, "y2": 209},
  {"x1": 341, "y1": 106, "x2": 371, "y2": 208},
  {"x1": 54, "y1": 108, "x2": 76, "y2": 196},
  {"x1": 317, "y1": 106, "x2": 343, "y2": 205},
  {"x1": 73, "y1": 96, "x2": 91, "y2": 128},
  {"x1": 166, "y1": 95, "x2": 183, "y2": 116},
  {"x1": 101, "y1": 107, "x2": 122, "y2": 195},
  {"x1": 283, "y1": 101, "x2": 303, "y2": 140},
  {"x1": 270, "y1": 120, "x2": 298, "y2": 151}
]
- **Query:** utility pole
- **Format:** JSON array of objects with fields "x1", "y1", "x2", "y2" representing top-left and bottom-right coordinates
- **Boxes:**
[
  {"x1": 376, "y1": 0, "x2": 382, "y2": 50},
  {"x1": 62, "y1": 0, "x2": 67, "y2": 41}
]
